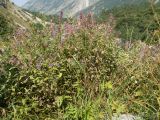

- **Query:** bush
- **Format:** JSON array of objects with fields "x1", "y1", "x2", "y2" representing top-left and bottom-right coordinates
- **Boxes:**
[
  {"x1": 31, "y1": 23, "x2": 44, "y2": 32},
  {"x1": 0, "y1": 14, "x2": 13, "y2": 39}
]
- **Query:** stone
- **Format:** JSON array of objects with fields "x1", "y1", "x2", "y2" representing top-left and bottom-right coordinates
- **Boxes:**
[
  {"x1": 0, "y1": 48, "x2": 4, "y2": 55},
  {"x1": 112, "y1": 114, "x2": 142, "y2": 120}
]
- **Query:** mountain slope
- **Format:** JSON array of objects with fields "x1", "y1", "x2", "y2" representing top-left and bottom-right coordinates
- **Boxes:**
[
  {"x1": 0, "y1": 0, "x2": 47, "y2": 29},
  {"x1": 23, "y1": 0, "x2": 100, "y2": 17},
  {"x1": 79, "y1": 0, "x2": 147, "y2": 15},
  {"x1": 23, "y1": 0, "x2": 160, "y2": 17},
  {"x1": 23, "y1": 0, "x2": 152, "y2": 16},
  {"x1": 0, "y1": 0, "x2": 47, "y2": 40},
  {"x1": 0, "y1": 1, "x2": 35, "y2": 30}
]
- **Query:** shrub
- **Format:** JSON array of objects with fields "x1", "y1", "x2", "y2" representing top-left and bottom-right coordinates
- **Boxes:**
[
  {"x1": 0, "y1": 14, "x2": 13, "y2": 40},
  {"x1": 31, "y1": 23, "x2": 44, "y2": 32}
]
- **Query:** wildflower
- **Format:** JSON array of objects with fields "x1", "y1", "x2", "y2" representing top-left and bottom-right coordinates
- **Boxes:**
[
  {"x1": 78, "y1": 12, "x2": 84, "y2": 27},
  {"x1": 87, "y1": 11, "x2": 94, "y2": 27},
  {"x1": 58, "y1": 11, "x2": 63, "y2": 33},
  {"x1": 9, "y1": 55, "x2": 21, "y2": 66},
  {"x1": 36, "y1": 63, "x2": 42, "y2": 70},
  {"x1": 79, "y1": 12, "x2": 84, "y2": 20},
  {"x1": 64, "y1": 21, "x2": 70, "y2": 36},
  {"x1": 50, "y1": 19, "x2": 57, "y2": 38},
  {"x1": 60, "y1": 11, "x2": 63, "y2": 22},
  {"x1": 60, "y1": 33, "x2": 66, "y2": 46}
]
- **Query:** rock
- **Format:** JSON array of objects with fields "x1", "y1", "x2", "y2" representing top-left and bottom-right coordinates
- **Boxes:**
[
  {"x1": 115, "y1": 38, "x2": 132, "y2": 50},
  {"x1": 112, "y1": 114, "x2": 142, "y2": 120},
  {"x1": 0, "y1": 48, "x2": 4, "y2": 55},
  {"x1": 138, "y1": 42, "x2": 160, "y2": 61}
]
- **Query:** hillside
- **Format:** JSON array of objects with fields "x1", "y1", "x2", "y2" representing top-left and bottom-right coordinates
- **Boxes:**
[
  {"x1": 0, "y1": 1, "x2": 33, "y2": 29},
  {"x1": 0, "y1": 1, "x2": 47, "y2": 40}
]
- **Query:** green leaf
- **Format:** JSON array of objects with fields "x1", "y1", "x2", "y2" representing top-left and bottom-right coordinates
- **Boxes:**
[
  {"x1": 135, "y1": 91, "x2": 143, "y2": 97},
  {"x1": 55, "y1": 96, "x2": 64, "y2": 108},
  {"x1": 105, "y1": 81, "x2": 113, "y2": 89},
  {"x1": 58, "y1": 73, "x2": 62, "y2": 79}
]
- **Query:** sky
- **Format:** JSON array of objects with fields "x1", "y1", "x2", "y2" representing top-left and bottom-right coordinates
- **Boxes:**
[{"x1": 12, "y1": 0, "x2": 28, "y2": 6}]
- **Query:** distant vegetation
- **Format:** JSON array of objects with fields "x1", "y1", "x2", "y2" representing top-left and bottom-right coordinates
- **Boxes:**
[
  {"x1": 97, "y1": 3, "x2": 160, "y2": 44},
  {"x1": 23, "y1": 9, "x2": 68, "y2": 23}
]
